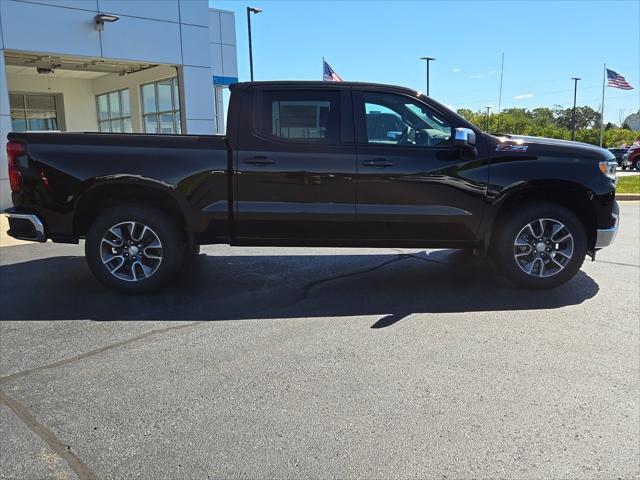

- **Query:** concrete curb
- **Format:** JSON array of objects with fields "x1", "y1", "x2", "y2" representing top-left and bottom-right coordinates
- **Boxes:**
[
  {"x1": 616, "y1": 194, "x2": 640, "y2": 201},
  {"x1": 0, "y1": 214, "x2": 30, "y2": 247}
]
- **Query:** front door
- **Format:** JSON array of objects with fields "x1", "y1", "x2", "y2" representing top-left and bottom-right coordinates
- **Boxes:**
[
  {"x1": 353, "y1": 89, "x2": 488, "y2": 242},
  {"x1": 235, "y1": 87, "x2": 357, "y2": 240}
]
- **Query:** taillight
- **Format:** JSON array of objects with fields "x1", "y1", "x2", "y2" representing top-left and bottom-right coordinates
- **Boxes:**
[{"x1": 7, "y1": 141, "x2": 25, "y2": 193}]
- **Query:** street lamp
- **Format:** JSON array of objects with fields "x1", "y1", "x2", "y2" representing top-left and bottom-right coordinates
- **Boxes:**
[
  {"x1": 247, "y1": 6, "x2": 262, "y2": 81},
  {"x1": 485, "y1": 105, "x2": 493, "y2": 131},
  {"x1": 570, "y1": 77, "x2": 581, "y2": 141},
  {"x1": 420, "y1": 57, "x2": 436, "y2": 96}
]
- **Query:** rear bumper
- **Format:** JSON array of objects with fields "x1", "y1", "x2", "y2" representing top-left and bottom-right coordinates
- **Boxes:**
[
  {"x1": 5, "y1": 209, "x2": 46, "y2": 242},
  {"x1": 595, "y1": 201, "x2": 619, "y2": 249}
]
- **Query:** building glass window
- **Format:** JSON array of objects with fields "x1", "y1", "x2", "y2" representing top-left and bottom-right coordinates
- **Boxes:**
[
  {"x1": 141, "y1": 78, "x2": 181, "y2": 134},
  {"x1": 9, "y1": 93, "x2": 59, "y2": 132},
  {"x1": 96, "y1": 89, "x2": 132, "y2": 133}
]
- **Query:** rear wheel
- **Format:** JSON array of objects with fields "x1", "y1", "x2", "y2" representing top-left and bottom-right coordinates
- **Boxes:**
[
  {"x1": 85, "y1": 206, "x2": 184, "y2": 293},
  {"x1": 492, "y1": 203, "x2": 587, "y2": 289},
  {"x1": 185, "y1": 243, "x2": 201, "y2": 257}
]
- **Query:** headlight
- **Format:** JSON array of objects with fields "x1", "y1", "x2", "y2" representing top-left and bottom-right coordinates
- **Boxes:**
[{"x1": 599, "y1": 160, "x2": 617, "y2": 181}]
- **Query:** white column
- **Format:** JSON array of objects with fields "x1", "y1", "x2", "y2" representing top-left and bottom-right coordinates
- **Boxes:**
[
  {"x1": 180, "y1": 12, "x2": 215, "y2": 135},
  {"x1": 0, "y1": 49, "x2": 12, "y2": 210}
]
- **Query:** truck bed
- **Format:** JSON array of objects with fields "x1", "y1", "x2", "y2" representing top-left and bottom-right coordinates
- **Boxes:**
[{"x1": 7, "y1": 131, "x2": 231, "y2": 241}]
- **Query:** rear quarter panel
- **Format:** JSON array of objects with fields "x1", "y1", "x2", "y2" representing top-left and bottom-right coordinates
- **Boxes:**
[{"x1": 8, "y1": 132, "x2": 229, "y2": 238}]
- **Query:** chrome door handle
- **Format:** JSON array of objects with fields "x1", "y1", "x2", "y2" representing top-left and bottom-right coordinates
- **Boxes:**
[
  {"x1": 244, "y1": 156, "x2": 275, "y2": 166},
  {"x1": 363, "y1": 159, "x2": 394, "y2": 168}
]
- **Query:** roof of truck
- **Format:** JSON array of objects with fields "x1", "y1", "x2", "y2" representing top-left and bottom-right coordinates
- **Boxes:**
[
  {"x1": 228, "y1": 81, "x2": 478, "y2": 132},
  {"x1": 230, "y1": 80, "x2": 420, "y2": 92}
]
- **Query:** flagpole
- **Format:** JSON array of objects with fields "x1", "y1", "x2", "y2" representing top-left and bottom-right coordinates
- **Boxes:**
[
  {"x1": 497, "y1": 52, "x2": 505, "y2": 131},
  {"x1": 599, "y1": 63, "x2": 606, "y2": 147},
  {"x1": 322, "y1": 56, "x2": 325, "y2": 81}
]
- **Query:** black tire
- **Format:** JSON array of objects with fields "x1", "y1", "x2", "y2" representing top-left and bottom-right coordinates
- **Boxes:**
[
  {"x1": 491, "y1": 202, "x2": 587, "y2": 289},
  {"x1": 181, "y1": 243, "x2": 202, "y2": 270},
  {"x1": 185, "y1": 243, "x2": 201, "y2": 257},
  {"x1": 634, "y1": 160, "x2": 640, "y2": 171},
  {"x1": 85, "y1": 205, "x2": 184, "y2": 293}
]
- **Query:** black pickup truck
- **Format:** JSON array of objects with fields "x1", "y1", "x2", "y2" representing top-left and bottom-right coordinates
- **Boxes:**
[{"x1": 6, "y1": 81, "x2": 619, "y2": 292}]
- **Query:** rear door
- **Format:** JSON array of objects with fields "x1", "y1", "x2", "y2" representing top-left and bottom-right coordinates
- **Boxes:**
[
  {"x1": 353, "y1": 89, "x2": 487, "y2": 242},
  {"x1": 234, "y1": 86, "x2": 356, "y2": 240}
]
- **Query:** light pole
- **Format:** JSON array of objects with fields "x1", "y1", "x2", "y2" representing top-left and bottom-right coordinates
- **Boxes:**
[
  {"x1": 247, "y1": 6, "x2": 262, "y2": 81},
  {"x1": 570, "y1": 77, "x2": 581, "y2": 141},
  {"x1": 420, "y1": 57, "x2": 436, "y2": 96},
  {"x1": 485, "y1": 106, "x2": 492, "y2": 131}
]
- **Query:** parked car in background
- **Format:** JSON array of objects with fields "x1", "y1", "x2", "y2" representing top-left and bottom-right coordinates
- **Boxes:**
[
  {"x1": 621, "y1": 145, "x2": 640, "y2": 171},
  {"x1": 608, "y1": 147, "x2": 628, "y2": 166}
]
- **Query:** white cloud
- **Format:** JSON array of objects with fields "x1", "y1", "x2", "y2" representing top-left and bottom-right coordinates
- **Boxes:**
[
  {"x1": 513, "y1": 93, "x2": 535, "y2": 99},
  {"x1": 452, "y1": 68, "x2": 462, "y2": 73},
  {"x1": 470, "y1": 73, "x2": 484, "y2": 79},
  {"x1": 489, "y1": 70, "x2": 502, "y2": 75}
]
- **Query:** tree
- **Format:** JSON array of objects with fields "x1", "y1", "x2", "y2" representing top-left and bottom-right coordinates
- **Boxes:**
[
  {"x1": 553, "y1": 105, "x2": 600, "y2": 130},
  {"x1": 455, "y1": 104, "x2": 632, "y2": 147},
  {"x1": 604, "y1": 128, "x2": 640, "y2": 148},
  {"x1": 531, "y1": 108, "x2": 554, "y2": 127}
]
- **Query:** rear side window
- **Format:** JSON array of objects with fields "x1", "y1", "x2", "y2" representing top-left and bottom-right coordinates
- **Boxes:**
[{"x1": 255, "y1": 90, "x2": 341, "y2": 143}]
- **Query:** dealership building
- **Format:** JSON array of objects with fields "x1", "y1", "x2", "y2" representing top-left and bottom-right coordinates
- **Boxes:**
[{"x1": 0, "y1": 0, "x2": 238, "y2": 209}]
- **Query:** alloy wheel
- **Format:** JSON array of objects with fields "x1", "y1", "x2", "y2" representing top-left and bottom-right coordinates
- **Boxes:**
[
  {"x1": 513, "y1": 218, "x2": 574, "y2": 278},
  {"x1": 100, "y1": 221, "x2": 163, "y2": 282}
]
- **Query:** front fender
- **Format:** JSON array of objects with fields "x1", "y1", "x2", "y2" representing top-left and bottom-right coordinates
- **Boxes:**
[{"x1": 479, "y1": 179, "x2": 600, "y2": 252}]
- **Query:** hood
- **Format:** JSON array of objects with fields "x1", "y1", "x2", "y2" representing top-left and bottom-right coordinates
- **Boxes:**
[{"x1": 490, "y1": 134, "x2": 615, "y2": 161}]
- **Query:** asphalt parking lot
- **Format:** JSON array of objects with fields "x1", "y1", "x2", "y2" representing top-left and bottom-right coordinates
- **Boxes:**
[{"x1": 0, "y1": 202, "x2": 638, "y2": 480}]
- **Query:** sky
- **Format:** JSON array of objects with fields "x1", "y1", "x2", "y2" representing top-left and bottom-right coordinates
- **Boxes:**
[{"x1": 211, "y1": 0, "x2": 640, "y2": 124}]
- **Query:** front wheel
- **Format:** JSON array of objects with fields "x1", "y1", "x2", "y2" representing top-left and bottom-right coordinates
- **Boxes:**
[
  {"x1": 492, "y1": 203, "x2": 587, "y2": 289},
  {"x1": 85, "y1": 206, "x2": 184, "y2": 293}
]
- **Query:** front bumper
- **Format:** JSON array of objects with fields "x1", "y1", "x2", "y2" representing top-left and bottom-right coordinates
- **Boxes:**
[
  {"x1": 5, "y1": 209, "x2": 46, "y2": 242},
  {"x1": 595, "y1": 201, "x2": 619, "y2": 249}
]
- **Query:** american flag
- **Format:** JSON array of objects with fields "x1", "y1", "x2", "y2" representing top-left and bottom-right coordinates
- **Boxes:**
[
  {"x1": 607, "y1": 68, "x2": 634, "y2": 90},
  {"x1": 323, "y1": 60, "x2": 343, "y2": 82}
]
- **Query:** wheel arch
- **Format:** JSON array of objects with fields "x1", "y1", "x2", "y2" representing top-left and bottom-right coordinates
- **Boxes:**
[
  {"x1": 485, "y1": 180, "x2": 598, "y2": 251},
  {"x1": 73, "y1": 178, "x2": 192, "y2": 243}
]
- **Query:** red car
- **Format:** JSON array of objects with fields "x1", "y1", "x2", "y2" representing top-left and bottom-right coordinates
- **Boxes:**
[{"x1": 621, "y1": 145, "x2": 640, "y2": 171}]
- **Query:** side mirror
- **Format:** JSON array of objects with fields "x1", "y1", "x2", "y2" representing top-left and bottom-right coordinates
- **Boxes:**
[{"x1": 453, "y1": 127, "x2": 476, "y2": 148}]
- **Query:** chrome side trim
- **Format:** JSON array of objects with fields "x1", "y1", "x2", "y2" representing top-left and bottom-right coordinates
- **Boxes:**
[
  {"x1": 5, "y1": 213, "x2": 46, "y2": 242},
  {"x1": 595, "y1": 211, "x2": 619, "y2": 249}
]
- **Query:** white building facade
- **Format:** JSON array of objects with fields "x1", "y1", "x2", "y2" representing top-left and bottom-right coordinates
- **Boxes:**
[
  {"x1": 622, "y1": 112, "x2": 640, "y2": 132},
  {"x1": 0, "y1": 0, "x2": 238, "y2": 209}
]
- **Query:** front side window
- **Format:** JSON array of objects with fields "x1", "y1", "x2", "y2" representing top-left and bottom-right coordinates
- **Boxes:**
[
  {"x1": 10, "y1": 93, "x2": 59, "y2": 132},
  {"x1": 255, "y1": 90, "x2": 341, "y2": 143},
  {"x1": 141, "y1": 78, "x2": 181, "y2": 134},
  {"x1": 363, "y1": 92, "x2": 452, "y2": 147},
  {"x1": 96, "y1": 89, "x2": 132, "y2": 133}
]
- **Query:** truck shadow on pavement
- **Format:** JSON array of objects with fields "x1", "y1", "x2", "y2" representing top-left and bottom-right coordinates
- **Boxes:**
[{"x1": 0, "y1": 249, "x2": 599, "y2": 327}]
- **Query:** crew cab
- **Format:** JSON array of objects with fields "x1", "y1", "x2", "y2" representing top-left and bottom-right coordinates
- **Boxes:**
[{"x1": 5, "y1": 81, "x2": 619, "y2": 293}]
